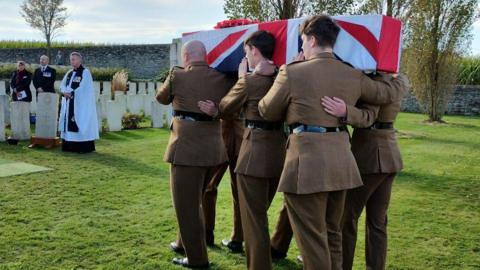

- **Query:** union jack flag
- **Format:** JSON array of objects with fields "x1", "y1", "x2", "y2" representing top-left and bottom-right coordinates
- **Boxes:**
[{"x1": 182, "y1": 15, "x2": 402, "y2": 73}]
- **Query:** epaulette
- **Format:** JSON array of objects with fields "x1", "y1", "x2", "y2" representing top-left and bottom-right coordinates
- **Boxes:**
[
  {"x1": 287, "y1": 60, "x2": 304, "y2": 66},
  {"x1": 171, "y1": 66, "x2": 183, "y2": 74}
]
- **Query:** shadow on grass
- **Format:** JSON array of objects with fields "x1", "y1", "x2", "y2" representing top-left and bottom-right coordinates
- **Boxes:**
[
  {"x1": 401, "y1": 133, "x2": 480, "y2": 149},
  {"x1": 84, "y1": 151, "x2": 164, "y2": 178},
  {"x1": 396, "y1": 171, "x2": 479, "y2": 205}
]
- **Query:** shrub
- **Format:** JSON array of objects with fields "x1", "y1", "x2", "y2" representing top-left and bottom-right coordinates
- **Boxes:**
[
  {"x1": 458, "y1": 57, "x2": 480, "y2": 85},
  {"x1": 122, "y1": 113, "x2": 145, "y2": 130}
]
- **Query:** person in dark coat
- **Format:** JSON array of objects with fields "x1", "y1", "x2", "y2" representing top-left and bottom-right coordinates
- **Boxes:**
[
  {"x1": 10, "y1": 61, "x2": 32, "y2": 102},
  {"x1": 33, "y1": 55, "x2": 57, "y2": 96}
]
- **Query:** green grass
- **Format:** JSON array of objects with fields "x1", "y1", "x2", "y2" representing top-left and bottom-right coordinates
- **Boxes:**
[
  {"x1": 0, "y1": 113, "x2": 479, "y2": 269},
  {"x1": 0, "y1": 40, "x2": 119, "y2": 50}
]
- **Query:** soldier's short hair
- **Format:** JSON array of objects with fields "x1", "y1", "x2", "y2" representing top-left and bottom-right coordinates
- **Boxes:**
[
  {"x1": 300, "y1": 15, "x2": 340, "y2": 48},
  {"x1": 244, "y1": 30, "x2": 276, "y2": 60}
]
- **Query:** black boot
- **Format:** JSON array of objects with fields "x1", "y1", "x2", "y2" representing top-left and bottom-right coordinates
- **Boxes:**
[
  {"x1": 271, "y1": 247, "x2": 287, "y2": 259},
  {"x1": 221, "y1": 239, "x2": 243, "y2": 253},
  {"x1": 170, "y1": 242, "x2": 185, "y2": 255},
  {"x1": 172, "y1": 257, "x2": 210, "y2": 269}
]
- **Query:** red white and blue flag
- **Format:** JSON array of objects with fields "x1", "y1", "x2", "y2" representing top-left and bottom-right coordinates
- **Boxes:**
[{"x1": 182, "y1": 15, "x2": 402, "y2": 73}]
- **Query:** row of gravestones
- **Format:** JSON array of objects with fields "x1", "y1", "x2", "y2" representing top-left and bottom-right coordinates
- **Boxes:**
[{"x1": 0, "y1": 81, "x2": 173, "y2": 141}]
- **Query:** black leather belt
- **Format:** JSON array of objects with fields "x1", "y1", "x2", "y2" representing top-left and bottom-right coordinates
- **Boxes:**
[
  {"x1": 289, "y1": 123, "x2": 347, "y2": 134},
  {"x1": 245, "y1": 119, "x2": 283, "y2": 130},
  {"x1": 173, "y1": 110, "x2": 215, "y2": 121},
  {"x1": 367, "y1": 122, "x2": 394, "y2": 130}
]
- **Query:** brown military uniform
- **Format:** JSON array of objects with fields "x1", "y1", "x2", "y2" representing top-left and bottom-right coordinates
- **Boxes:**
[
  {"x1": 219, "y1": 73, "x2": 286, "y2": 270},
  {"x1": 342, "y1": 88, "x2": 406, "y2": 269},
  {"x1": 258, "y1": 52, "x2": 408, "y2": 270},
  {"x1": 203, "y1": 117, "x2": 244, "y2": 243},
  {"x1": 156, "y1": 61, "x2": 232, "y2": 266}
]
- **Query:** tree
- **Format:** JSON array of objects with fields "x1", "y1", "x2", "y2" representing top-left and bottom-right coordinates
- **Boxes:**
[
  {"x1": 354, "y1": 0, "x2": 413, "y2": 35},
  {"x1": 403, "y1": 0, "x2": 478, "y2": 121},
  {"x1": 20, "y1": 0, "x2": 68, "y2": 59},
  {"x1": 223, "y1": 0, "x2": 356, "y2": 21}
]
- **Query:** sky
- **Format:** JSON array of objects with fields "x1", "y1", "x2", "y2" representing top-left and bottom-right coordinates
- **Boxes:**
[{"x1": 1, "y1": 0, "x2": 480, "y2": 55}]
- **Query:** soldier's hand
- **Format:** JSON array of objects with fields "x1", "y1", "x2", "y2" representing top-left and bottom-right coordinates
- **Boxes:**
[
  {"x1": 238, "y1": 58, "x2": 248, "y2": 77},
  {"x1": 198, "y1": 100, "x2": 219, "y2": 117},
  {"x1": 253, "y1": 60, "x2": 276, "y2": 76},
  {"x1": 293, "y1": 51, "x2": 305, "y2": 62},
  {"x1": 64, "y1": 92, "x2": 72, "y2": 99},
  {"x1": 321, "y1": 96, "x2": 347, "y2": 117}
]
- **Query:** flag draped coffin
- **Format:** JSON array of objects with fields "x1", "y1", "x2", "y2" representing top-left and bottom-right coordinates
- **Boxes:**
[{"x1": 181, "y1": 15, "x2": 402, "y2": 73}]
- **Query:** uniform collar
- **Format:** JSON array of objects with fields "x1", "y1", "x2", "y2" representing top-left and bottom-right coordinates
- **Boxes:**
[
  {"x1": 186, "y1": 61, "x2": 209, "y2": 69},
  {"x1": 307, "y1": 52, "x2": 335, "y2": 60}
]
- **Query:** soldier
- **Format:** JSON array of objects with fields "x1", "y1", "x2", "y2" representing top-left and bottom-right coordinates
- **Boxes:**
[
  {"x1": 198, "y1": 30, "x2": 285, "y2": 270},
  {"x1": 156, "y1": 40, "x2": 233, "y2": 268},
  {"x1": 202, "y1": 116, "x2": 244, "y2": 252},
  {"x1": 321, "y1": 74, "x2": 408, "y2": 270},
  {"x1": 258, "y1": 15, "x2": 408, "y2": 270}
]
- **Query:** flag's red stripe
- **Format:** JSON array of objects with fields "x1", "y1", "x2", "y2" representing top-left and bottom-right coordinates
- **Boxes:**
[
  {"x1": 207, "y1": 29, "x2": 248, "y2": 65},
  {"x1": 335, "y1": 20, "x2": 379, "y2": 62},
  {"x1": 377, "y1": 16, "x2": 402, "y2": 73},
  {"x1": 259, "y1": 20, "x2": 288, "y2": 66}
]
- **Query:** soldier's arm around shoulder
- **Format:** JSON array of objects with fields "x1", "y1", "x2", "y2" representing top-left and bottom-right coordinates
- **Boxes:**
[
  {"x1": 259, "y1": 64, "x2": 290, "y2": 121},
  {"x1": 218, "y1": 74, "x2": 249, "y2": 120},
  {"x1": 359, "y1": 72, "x2": 410, "y2": 105},
  {"x1": 344, "y1": 102, "x2": 380, "y2": 128},
  {"x1": 156, "y1": 66, "x2": 181, "y2": 105}
]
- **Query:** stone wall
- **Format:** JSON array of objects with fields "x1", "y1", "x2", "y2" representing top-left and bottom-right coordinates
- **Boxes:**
[
  {"x1": 0, "y1": 44, "x2": 170, "y2": 79},
  {"x1": 401, "y1": 86, "x2": 480, "y2": 116}
]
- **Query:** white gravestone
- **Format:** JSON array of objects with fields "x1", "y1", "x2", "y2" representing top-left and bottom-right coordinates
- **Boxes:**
[
  {"x1": 99, "y1": 95, "x2": 110, "y2": 119},
  {"x1": 35, "y1": 93, "x2": 59, "y2": 138},
  {"x1": 143, "y1": 94, "x2": 154, "y2": 117},
  {"x1": 147, "y1": 82, "x2": 155, "y2": 95},
  {"x1": 138, "y1": 82, "x2": 146, "y2": 94},
  {"x1": 0, "y1": 81, "x2": 6, "y2": 95},
  {"x1": 106, "y1": 100, "x2": 123, "y2": 132},
  {"x1": 114, "y1": 92, "x2": 127, "y2": 114},
  {"x1": 0, "y1": 102, "x2": 4, "y2": 141},
  {"x1": 128, "y1": 82, "x2": 137, "y2": 95},
  {"x1": 127, "y1": 95, "x2": 144, "y2": 115},
  {"x1": 151, "y1": 101, "x2": 172, "y2": 128},
  {"x1": 10, "y1": 101, "x2": 31, "y2": 140},
  {"x1": 103, "y1": 81, "x2": 112, "y2": 98},
  {"x1": 96, "y1": 101, "x2": 103, "y2": 133},
  {"x1": 93, "y1": 81, "x2": 101, "y2": 101},
  {"x1": 0, "y1": 95, "x2": 10, "y2": 125}
]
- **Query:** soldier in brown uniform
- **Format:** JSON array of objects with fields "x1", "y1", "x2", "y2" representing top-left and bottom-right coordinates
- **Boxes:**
[
  {"x1": 321, "y1": 75, "x2": 408, "y2": 270},
  {"x1": 198, "y1": 30, "x2": 286, "y2": 270},
  {"x1": 156, "y1": 40, "x2": 233, "y2": 268},
  {"x1": 258, "y1": 15, "x2": 408, "y2": 270},
  {"x1": 202, "y1": 116, "x2": 244, "y2": 252}
]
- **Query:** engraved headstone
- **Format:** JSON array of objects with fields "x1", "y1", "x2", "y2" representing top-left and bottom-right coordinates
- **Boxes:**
[
  {"x1": 34, "y1": 93, "x2": 59, "y2": 138},
  {"x1": 106, "y1": 101, "x2": 123, "y2": 131},
  {"x1": 10, "y1": 101, "x2": 31, "y2": 140}
]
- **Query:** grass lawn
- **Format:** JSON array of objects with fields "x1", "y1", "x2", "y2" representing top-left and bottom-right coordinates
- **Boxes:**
[{"x1": 0, "y1": 112, "x2": 479, "y2": 269}]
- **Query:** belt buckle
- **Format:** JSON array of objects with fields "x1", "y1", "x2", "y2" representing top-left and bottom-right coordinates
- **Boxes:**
[
  {"x1": 292, "y1": 125, "x2": 305, "y2": 134},
  {"x1": 175, "y1": 115, "x2": 196, "y2": 121},
  {"x1": 309, "y1": 126, "x2": 327, "y2": 133},
  {"x1": 247, "y1": 123, "x2": 255, "y2": 129}
]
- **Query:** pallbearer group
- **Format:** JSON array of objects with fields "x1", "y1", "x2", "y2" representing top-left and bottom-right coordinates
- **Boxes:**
[{"x1": 157, "y1": 14, "x2": 409, "y2": 270}]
